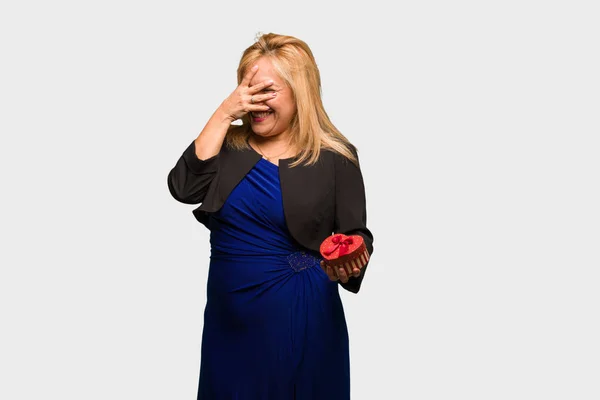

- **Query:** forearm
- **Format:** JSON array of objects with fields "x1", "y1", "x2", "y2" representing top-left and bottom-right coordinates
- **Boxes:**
[
  {"x1": 194, "y1": 105, "x2": 236, "y2": 160},
  {"x1": 334, "y1": 148, "x2": 374, "y2": 294},
  {"x1": 167, "y1": 106, "x2": 233, "y2": 204},
  {"x1": 338, "y1": 230, "x2": 373, "y2": 294}
]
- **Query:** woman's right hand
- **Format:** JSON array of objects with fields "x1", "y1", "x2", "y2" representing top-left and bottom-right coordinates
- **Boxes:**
[
  {"x1": 219, "y1": 65, "x2": 276, "y2": 122},
  {"x1": 320, "y1": 260, "x2": 362, "y2": 284}
]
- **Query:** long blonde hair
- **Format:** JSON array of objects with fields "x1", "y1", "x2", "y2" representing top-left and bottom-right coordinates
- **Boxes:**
[{"x1": 225, "y1": 32, "x2": 359, "y2": 168}]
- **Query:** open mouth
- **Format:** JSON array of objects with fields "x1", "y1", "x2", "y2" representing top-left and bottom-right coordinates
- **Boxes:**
[{"x1": 251, "y1": 111, "x2": 273, "y2": 120}]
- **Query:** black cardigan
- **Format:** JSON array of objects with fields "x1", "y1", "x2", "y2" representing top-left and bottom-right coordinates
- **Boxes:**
[{"x1": 167, "y1": 139, "x2": 374, "y2": 294}]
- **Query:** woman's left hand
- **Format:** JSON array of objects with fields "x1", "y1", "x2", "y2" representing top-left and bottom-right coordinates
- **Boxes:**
[{"x1": 320, "y1": 260, "x2": 361, "y2": 283}]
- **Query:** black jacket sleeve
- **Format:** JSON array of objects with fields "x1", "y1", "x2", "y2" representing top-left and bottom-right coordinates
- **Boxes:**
[
  {"x1": 333, "y1": 146, "x2": 374, "y2": 294},
  {"x1": 167, "y1": 140, "x2": 219, "y2": 204}
]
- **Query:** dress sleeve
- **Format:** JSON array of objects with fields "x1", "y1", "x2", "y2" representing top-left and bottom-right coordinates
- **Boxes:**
[
  {"x1": 333, "y1": 146, "x2": 374, "y2": 294},
  {"x1": 167, "y1": 140, "x2": 219, "y2": 204}
]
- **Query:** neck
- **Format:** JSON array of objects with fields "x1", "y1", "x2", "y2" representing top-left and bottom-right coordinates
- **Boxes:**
[
  {"x1": 251, "y1": 132, "x2": 291, "y2": 146},
  {"x1": 249, "y1": 133, "x2": 295, "y2": 160}
]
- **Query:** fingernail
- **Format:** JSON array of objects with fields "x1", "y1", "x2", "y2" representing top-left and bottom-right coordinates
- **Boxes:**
[{"x1": 252, "y1": 65, "x2": 258, "y2": 70}]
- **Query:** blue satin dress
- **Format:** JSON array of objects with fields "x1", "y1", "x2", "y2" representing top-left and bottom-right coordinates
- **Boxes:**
[{"x1": 197, "y1": 157, "x2": 350, "y2": 399}]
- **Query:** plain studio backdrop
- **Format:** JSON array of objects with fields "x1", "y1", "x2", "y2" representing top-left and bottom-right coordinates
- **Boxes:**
[{"x1": 1, "y1": 1, "x2": 598, "y2": 399}]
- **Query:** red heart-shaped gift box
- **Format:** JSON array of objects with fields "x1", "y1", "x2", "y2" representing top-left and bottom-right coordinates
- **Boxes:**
[{"x1": 319, "y1": 233, "x2": 370, "y2": 271}]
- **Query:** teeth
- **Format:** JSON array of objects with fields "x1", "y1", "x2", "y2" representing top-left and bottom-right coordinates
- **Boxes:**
[{"x1": 253, "y1": 111, "x2": 273, "y2": 118}]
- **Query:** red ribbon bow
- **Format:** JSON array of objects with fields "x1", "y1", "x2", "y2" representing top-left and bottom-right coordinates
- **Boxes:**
[{"x1": 323, "y1": 234, "x2": 354, "y2": 257}]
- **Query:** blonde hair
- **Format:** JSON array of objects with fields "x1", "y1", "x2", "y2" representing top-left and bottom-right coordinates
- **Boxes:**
[{"x1": 224, "y1": 32, "x2": 359, "y2": 168}]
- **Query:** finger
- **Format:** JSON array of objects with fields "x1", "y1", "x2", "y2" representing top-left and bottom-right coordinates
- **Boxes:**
[
  {"x1": 246, "y1": 93, "x2": 275, "y2": 108},
  {"x1": 320, "y1": 261, "x2": 327, "y2": 273},
  {"x1": 252, "y1": 92, "x2": 277, "y2": 103},
  {"x1": 351, "y1": 267, "x2": 361, "y2": 278},
  {"x1": 344, "y1": 262, "x2": 354, "y2": 277},
  {"x1": 339, "y1": 261, "x2": 355, "y2": 277},
  {"x1": 240, "y1": 64, "x2": 259, "y2": 87},
  {"x1": 337, "y1": 267, "x2": 349, "y2": 283},
  {"x1": 247, "y1": 103, "x2": 272, "y2": 112},
  {"x1": 326, "y1": 266, "x2": 338, "y2": 281},
  {"x1": 248, "y1": 79, "x2": 275, "y2": 94}
]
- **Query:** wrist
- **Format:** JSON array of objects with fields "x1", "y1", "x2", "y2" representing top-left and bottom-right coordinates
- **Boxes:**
[{"x1": 215, "y1": 105, "x2": 236, "y2": 125}]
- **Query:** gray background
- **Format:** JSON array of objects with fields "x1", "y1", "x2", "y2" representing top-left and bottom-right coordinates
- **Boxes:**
[{"x1": 1, "y1": 0, "x2": 598, "y2": 399}]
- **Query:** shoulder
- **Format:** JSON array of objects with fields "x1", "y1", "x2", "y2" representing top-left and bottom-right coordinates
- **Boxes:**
[
  {"x1": 321, "y1": 141, "x2": 357, "y2": 158},
  {"x1": 323, "y1": 143, "x2": 360, "y2": 170}
]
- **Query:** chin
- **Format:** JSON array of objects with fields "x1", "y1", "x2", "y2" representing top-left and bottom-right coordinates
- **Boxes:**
[{"x1": 252, "y1": 126, "x2": 276, "y2": 135}]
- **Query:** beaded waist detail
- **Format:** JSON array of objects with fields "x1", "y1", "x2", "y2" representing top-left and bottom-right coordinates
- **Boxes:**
[{"x1": 287, "y1": 250, "x2": 323, "y2": 272}]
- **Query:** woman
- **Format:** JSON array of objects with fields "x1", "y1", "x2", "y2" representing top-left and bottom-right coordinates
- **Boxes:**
[{"x1": 167, "y1": 33, "x2": 374, "y2": 399}]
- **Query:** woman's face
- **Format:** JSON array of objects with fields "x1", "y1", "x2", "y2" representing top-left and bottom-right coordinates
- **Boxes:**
[{"x1": 248, "y1": 57, "x2": 296, "y2": 139}]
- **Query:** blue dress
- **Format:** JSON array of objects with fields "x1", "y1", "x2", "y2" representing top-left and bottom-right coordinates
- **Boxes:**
[{"x1": 197, "y1": 157, "x2": 350, "y2": 399}]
